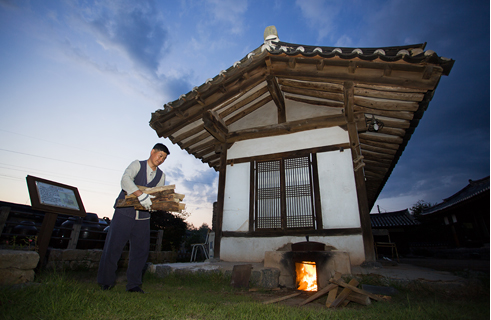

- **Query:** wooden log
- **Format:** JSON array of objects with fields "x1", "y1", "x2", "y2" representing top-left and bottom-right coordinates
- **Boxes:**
[
  {"x1": 353, "y1": 87, "x2": 425, "y2": 102},
  {"x1": 114, "y1": 185, "x2": 186, "y2": 213},
  {"x1": 346, "y1": 291, "x2": 371, "y2": 306},
  {"x1": 325, "y1": 286, "x2": 338, "y2": 307},
  {"x1": 281, "y1": 85, "x2": 344, "y2": 102},
  {"x1": 263, "y1": 292, "x2": 302, "y2": 305},
  {"x1": 134, "y1": 184, "x2": 176, "y2": 196},
  {"x1": 325, "y1": 272, "x2": 342, "y2": 307},
  {"x1": 278, "y1": 78, "x2": 344, "y2": 93},
  {"x1": 128, "y1": 201, "x2": 185, "y2": 212},
  {"x1": 328, "y1": 279, "x2": 359, "y2": 308},
  {"x1": 298, "y1": 284, "x2": 338, "y2": 306},
  {"x1": 299, "y1": 272, "x2": 341, "y2": 306},
  {"x1": 116, "y1": 193, "x2": 183, "y2": 208},
  {"x1": 329, "y1": 278, "x2": 382, "y2": 301}
]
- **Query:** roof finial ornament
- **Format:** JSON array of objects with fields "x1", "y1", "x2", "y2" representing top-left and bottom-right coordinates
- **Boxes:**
[{"x1": 264, "y1": 25, "x2": 279, "y2": 42}]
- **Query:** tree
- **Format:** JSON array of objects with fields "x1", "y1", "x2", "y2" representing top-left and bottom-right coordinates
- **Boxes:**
[
  {"x1": 410, "y1": 200, "x2": 435, "y2": 217},
  {"x1": 150, "y1": 210, "x2": 188, "y2": 251}
]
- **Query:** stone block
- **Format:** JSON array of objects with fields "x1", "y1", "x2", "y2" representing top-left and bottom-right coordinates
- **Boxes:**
[
  {"x1": 0, "y1": 250, "x2": 39, "y2": 285},
  {"x1": 61, "y1": 249, "x2": 83, "y2": 261},
  {"x1": 48, "y1": 249, "x2": 62, "y2": 261},
  {"x1": 0, "y1": 250, "x2": 39, "y2": 269},
  {"x1": 249, "y1": 270, "x2": 261, "y2": 286},
  {"x1": 259, "y1": 268, "x2": 280, "y2": 288},
  {"x1": 0, "y1": 268, "x2": 35, "y2": 285},
  {"x1": 86, "y1": 249, "x2": 102, "y2": 261}
]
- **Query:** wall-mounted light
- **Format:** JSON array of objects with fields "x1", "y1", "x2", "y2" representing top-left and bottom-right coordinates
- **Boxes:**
[{"x1": 366, "y1": 115, "x2": 384, "y2": 132}]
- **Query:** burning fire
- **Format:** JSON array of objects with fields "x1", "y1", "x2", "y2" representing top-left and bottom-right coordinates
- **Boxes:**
[{"x1": 296, "y1": 261, "x2": 317, "y2": 291}]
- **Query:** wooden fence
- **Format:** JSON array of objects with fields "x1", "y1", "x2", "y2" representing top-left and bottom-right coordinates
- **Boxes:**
[{"x1": 0, "y1": 201, "x2": 164, "y2": 253}]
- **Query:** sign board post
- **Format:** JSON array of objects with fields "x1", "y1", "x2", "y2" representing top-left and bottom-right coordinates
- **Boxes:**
[{"x1": 26, "y1": 175, "x2": 87, "y2": 268}]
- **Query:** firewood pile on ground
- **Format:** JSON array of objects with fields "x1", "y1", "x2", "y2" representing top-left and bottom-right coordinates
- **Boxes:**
[
  {"x1": 261, "y1": 272, "x2": 392, "y2": 308},
  {"x1": 115, "y1": 185, "x2": 185, "y2": 213}
]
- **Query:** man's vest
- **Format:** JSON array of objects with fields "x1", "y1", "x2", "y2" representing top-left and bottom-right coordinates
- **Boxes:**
[{"x1": 113, "y1": 160, "x2": 163, "y2": 220}]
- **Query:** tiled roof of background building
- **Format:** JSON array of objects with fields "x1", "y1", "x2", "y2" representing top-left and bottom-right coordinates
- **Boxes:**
[
  {"x1": 422, "y1": 176, "x2": 490, "y2": 215},
  {"x1": 370, "y1": 209, "x2": 420, "y2": 228}
]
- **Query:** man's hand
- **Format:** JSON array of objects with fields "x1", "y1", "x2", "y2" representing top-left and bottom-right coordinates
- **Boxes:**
[{"x1": 137, "y1": 193, "x2": 155, "y2": 210}]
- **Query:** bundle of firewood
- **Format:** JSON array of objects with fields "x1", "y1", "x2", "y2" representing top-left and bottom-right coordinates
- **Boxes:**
[
  {"x1": 115, "y1": 185, "x2": 185, "y2": 213},
  {"x1": 262, "y1": 272, "x2": 386, "y2": 308}
]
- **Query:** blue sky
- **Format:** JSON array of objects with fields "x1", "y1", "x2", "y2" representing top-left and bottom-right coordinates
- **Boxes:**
[{"x1": 0, "y1": 0, "x2": 489, "y2": 227}]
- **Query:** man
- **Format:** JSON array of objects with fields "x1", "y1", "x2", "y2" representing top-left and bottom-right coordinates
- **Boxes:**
[{"x1": 97, "y1": 143, "x2": 170, "y2": 293}]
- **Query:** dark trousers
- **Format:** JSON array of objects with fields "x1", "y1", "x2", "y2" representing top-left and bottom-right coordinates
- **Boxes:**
[{"x1": 97, "y1": 212, "x2": 150, "y2": 290}]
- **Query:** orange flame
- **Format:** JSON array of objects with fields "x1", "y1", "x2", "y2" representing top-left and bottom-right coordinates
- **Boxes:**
[{"x1": 296, "y1": 261, "x2": 317, "y2": 291}]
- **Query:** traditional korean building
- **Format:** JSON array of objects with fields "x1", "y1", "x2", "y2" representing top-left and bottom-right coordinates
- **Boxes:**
[
  {"x1": 419, "y1": 176, "x2": 490, "y2": 249},
  {"x1": 150, "y1": 26, "x2": 454, "y2": 265}
]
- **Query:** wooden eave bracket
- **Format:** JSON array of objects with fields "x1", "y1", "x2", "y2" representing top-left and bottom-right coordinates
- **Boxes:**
[
  {"x1": 195, "y1": 94, "x2": 206, "y2": 106},
  {"x1": 214, "y1": 143, "x2": 234, "y2": 154},
  {"x1": 203, "y1": 110, "x2": 229, "y2": 143},
  {"x1": 266, "y1": 76, "x2": 286, "y2": 123},
  {"x1": 266, "y1": 76, "x2": 285, "y2": 110}
]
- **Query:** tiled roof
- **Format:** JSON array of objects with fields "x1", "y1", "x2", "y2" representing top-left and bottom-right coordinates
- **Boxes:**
[
  {"x1": 155, "y1": 40, "x2": 453, "y2": 115},
  {"x1": 370, "y1": 209, "x2": 420, "y2": 228},
  {"x1": 422, "y1": 176, "x2": 490, "y2": 215},
  {"x1": 150, "y1": 28, "x2": 454, "y2": 210},
  {"x1": 262, "y1": 40, "x2": 454, "y2": 76}
]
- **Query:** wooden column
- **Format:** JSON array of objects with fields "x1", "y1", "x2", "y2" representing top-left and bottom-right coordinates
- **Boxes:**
[
  {"x1": 214, "y1": 143, "x2": 228, "y2": 259},
  {"x1": 66, "y1": 219, "x2": 82, "y2": 250},
  {"x1": 37, "y1": 212, "x2": 58, "y2": 268},
  {"x1": 155, "y1": 230, "x2": 164, "y2": 252},
  {"x1": 0, "y1": 206, "x2": 10, "y2": 236},
  {"x1": 344, "y1": 81, "x2": 376, "y2": 262}
]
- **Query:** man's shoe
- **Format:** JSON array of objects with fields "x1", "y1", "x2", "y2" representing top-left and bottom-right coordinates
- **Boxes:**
[
  {"x1": 128, "y1": 286, "x2": 145, "y2": 293},
  {"x1": 100, "y1": 285, "x2": 114, "y2": 291}
]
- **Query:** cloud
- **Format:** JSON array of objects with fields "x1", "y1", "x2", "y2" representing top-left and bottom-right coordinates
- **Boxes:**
[
  {"x1": 334, "y1": 35, "x2": 353, "y2": 47},
  {"x1": 79, "y1": 0, "x2": 168, "y2": 74},
  {"x1": 205, "y1": 0, "x2": 248, "y2": 35},
  {"x1": 295, "y1": 0, "x2": 342, "y2": 42}
]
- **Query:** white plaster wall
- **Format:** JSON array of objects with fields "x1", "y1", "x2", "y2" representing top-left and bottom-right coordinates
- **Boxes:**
[
  {"x1": 286, "y1": 99, "x2": 342, "y2": 122},
  {"x1": 317, "y1": 150, "x2": 362, "y2": 229},
  {"x1": 221, "y1": 127, "x2": 366, "y2": 266},
  {"x1": 227, "y1": 127, "x2": 349, "y2": 160},
  {"x1": 220, "y1": 235, "x2": 365, "y2": 266},
  {"x1": 228, "y1": 101, "x2": 277, "y2": 132},
  {"x1": 222, "y1": 162, "x2": 250, "y2": 232}
]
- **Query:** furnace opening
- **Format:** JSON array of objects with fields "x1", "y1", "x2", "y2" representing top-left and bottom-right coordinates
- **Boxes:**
[{"x1": 295, "y1": 261, "x2": 317, "y2": 291}]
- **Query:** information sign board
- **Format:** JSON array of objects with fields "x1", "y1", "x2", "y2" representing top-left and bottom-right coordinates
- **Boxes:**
[{"x1": 26, "y1": 175, "x2": 86, "y2": 217}]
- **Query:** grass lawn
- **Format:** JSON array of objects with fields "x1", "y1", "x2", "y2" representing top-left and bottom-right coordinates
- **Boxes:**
[{"x1": 0, "y1": 268, "x2": 488, "y2": 320}]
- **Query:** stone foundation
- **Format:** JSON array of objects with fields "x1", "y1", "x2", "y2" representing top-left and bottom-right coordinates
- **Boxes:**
[
  {"x1": 0, "y1": 250, "x2": 39, "y2": 285},
  {"x1": 46, "y1": 249, "x2": 177, "y2": 270}
]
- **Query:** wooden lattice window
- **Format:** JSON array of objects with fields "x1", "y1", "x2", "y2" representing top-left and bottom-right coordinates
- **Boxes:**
[{"x1": 252, "y1": 155, "x2": 320, "y2": 230}]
